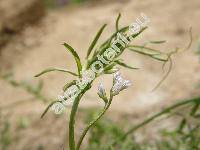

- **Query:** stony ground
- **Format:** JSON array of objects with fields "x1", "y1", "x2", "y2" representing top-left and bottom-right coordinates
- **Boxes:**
[{"x1": 0, "y1": 0, "x2": 200, "y2": 149}]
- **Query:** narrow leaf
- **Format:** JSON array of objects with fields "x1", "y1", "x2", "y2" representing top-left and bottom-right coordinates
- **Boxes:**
[
  {"x1": 115, "y1": 13, "x2": 121, "y2": 32},
  {"x1": 152, "y1": 57, "x2": 173, "y2": 91},
  {"x1": 41, "y1": 101, "x2": 61, "y2": 118},
  {"x1": 149, "y1": 40, "x2": 166, "y2": 44},
  {"x1": 89, "y1": 26, "x2": 129, "y2": 66},
  {"x1": 104, "y1": 68, "x2": 119, "y2": 74},
  {"x1": 190, "y1": 104, "x2": 199, "y2": 116},
  {"x1": 63, "y1": 80, "x2": 77, "y2": 91},
  {"x1": 128, "y1": 45, "x2": 168, "y2": 61},
  {"x1": 115, "y1": 60, "x2": 139, "y2": 69},
  {"x1": 128, "y1": 27, "x2": 148, "y2": 41},
  {"x1": 86, "y1": 24, "x2": 107, "y2": 58},
  {"x1": 34, "y1": 68, "x2": 78, "y2": 77},
  {"x1": 177, "y1": 118, "x2": 186, "y2": 133},
  {"x1": 101, "y1": 26, "x2": 129, "y2": 48},
  {"x1": 104, "y1": 62, "x2": 116, "y2": 71},
  {"x1": 63, "y1": 43, "x2": 82, "y2": 77}
]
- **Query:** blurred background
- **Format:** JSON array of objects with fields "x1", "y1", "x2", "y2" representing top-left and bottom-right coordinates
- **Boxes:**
[{"x1": 0, "y1": 0, "x2": 200, "y2": 149}]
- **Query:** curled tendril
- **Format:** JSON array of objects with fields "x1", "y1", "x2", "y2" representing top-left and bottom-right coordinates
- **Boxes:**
[{"x1": 152, "y1": 27, "x2": 193, "y2": 91}]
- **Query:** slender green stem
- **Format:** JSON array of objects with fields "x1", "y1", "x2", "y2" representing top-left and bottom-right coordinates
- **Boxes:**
[
  {"x1": 76, "y1": 96, "x2": 113, "y2": 150},
  {"x1": 110, "y1": 96, "x2": 200, "y2": 147},
  {"x1": 69, "y1": 96, "x2": 81, "y2": 150},
  {"x1": 68, "y1": 84, "x2": 92, "y2": 150}
]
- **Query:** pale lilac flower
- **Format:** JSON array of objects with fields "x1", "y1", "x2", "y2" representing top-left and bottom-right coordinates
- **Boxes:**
[
  {"x1": 113, "y1": 71, "x2": 122, "y2": 84},
  {"x1": 111, "y1": 72, "x2": 132, "y2": 96},
  {"x1": 97, "y1": 83, "x2": 106, "y2": 99}
]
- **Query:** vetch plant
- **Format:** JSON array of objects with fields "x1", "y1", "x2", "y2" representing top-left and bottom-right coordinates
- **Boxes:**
[
  {"x1": 46, "y1": 13, "x2": 150, "y2": 115},
  {"x1": 36, "y1": 13, "x2": 184, "y2": 150}
]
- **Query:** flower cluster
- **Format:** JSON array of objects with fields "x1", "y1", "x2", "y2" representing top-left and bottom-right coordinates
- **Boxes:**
[
  {"x1": 97, "y1": 71, "x2": 132, "y2": 103},
  {"x1": 111, "y1": 72, "x2": 132, "y2": 96}
]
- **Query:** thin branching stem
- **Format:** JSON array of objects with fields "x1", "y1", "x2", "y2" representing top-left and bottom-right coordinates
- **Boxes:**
[{"x1": 76, "y1": 96, "x2": 113, "y2": 150}]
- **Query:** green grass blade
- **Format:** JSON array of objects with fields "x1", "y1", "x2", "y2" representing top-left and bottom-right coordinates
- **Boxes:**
[
  {"x1": 86, "y1": 24, "x2": 107, "y2": 59},
  {"x1": 34, "y1": 68, "x2": 78, "y2": 77},
  {"x1": 63, "y1": 43, "x2": 82, "y2": 77}
]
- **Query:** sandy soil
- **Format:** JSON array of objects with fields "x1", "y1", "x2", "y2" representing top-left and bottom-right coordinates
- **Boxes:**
[{"x1": 0, "y1": 0, "x2": 200, "y2": 149}]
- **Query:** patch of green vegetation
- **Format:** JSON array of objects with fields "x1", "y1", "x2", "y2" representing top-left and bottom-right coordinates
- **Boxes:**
[
  {"x1": 0, "y1": 121, "x2": 11, "y2": 150},
  {"x1": 17, "y1": 117, "x2": 30, "y2": 130},
  {"x1": 85, "y1": 98, "x2": 200, "y2": 150},
  {"x1": 0, "y1": 73, "x2": 48, "y2": 103}
]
